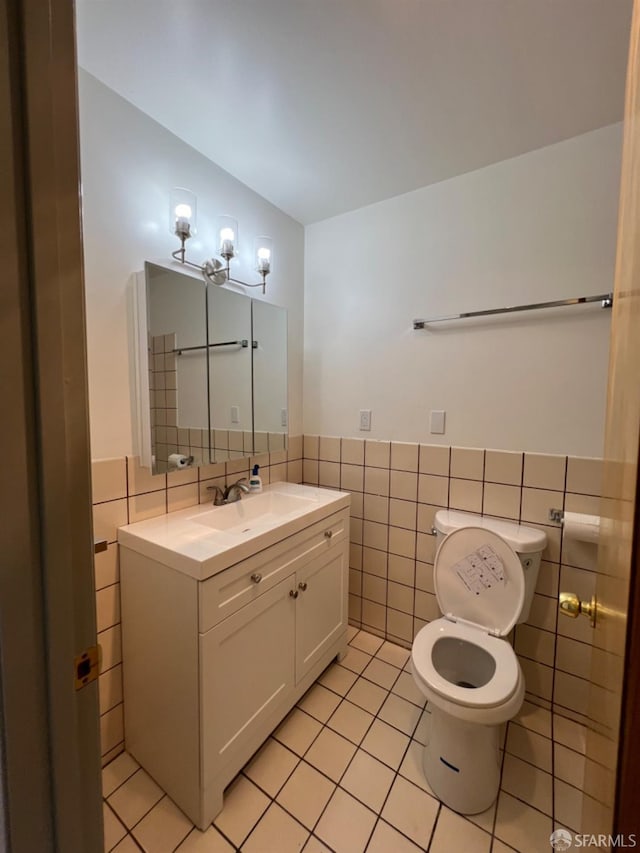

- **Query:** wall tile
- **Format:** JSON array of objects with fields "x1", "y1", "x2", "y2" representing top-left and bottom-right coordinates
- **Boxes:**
[
  {"x1": 99, "y1": 625, "x2": 122, "y2": 672},
  {"x1": 388, "y1": 555, "x2": 416, "y2": 588},
  {"x1": 341, "y1": 438, "x2": 365, "y2": 465},
  {"x1": 96, "y1": 584, "x2": 121, "y2": 633},
  {"x1": 363, "y1": 574, "x2": 386, "y2": 605},
  {"x1": 419, "y1": 444, "x2": 450, "y2": 476},
  {"x1": 390, "y1": 470, "x2": 418, "y2": 501},
  {"x1": 365, "y1": 440, "x2": 390, "y2": 469},
  {"x1": 95, "y1": 544, "x2": 119, "y2": 591},
  {"x1": 127, "y1": 456, "x2": 166, "y2": 495},
  {"x1": 287, "y1": 435, "x2": 303, "y2": 460},
  {"x1": 416, "y1": 532, "x2": 436, "y2": 565},
  {"x1": 361, "y1": 600, "x2": 386, "y2": 632},
  {"x1": 388, "y1": 499, "x2": 417, "y2": 531},
  {"x1": 319, "y1": 436, "x2": 341, "y2": 462},
  {"x1": 523, "y1": 453, "x2": 566, "y2": 491},
  {"x1": 341, "y1": 464, "x2": 364, "y2": 492},
  {"x1": 167, "y1": 483, "x2": 199, "y2": 513},
  {"x1": 363, "y1": 494, "x2": 389, "y2": 524},
  {"x1": 362, "y1": 548, "x2": 387, "y2": 578},
  {"x1": 318, "y1": 461, "x2": 340, "y2": 488},
  {"x1": 483, "y1": 483, "x2": 520, "y2": 520},
  {"x1": 92, "y1": 458, "x2": 127, "y2": 504},
  {"x1": 363, "y1": 521, "x2": 389, "y2": 552},
  {"x1": 449, "y1": 478, "x2": 483, "y2": 513},
  {"x1": 388, "y1": 527, "x2": 416, "y2": 559},
  {"x1": 93, "y1": 499, "x2": 128, "y2": 544},
  {"x1": 418, "y1": 474, "x2": 448, "y2": 506},
  {"x1": 390, "y1": 442, "x2": 419, "y2": 472},
  {"x1": 521, "y1": 488, "x2": 564, "y2": 527},
  {"x1": 364, "y1": 467, "x2": 390, "y2": 497},
  {"x1": 450, "y1": 447, "x2": 484, "y2": 481},
  {"x1": 484, "y1": 450, "x2": 523, "y2": 486},
  {"x1": 386, "y1": 609, "x2": 413, "y2": 643},
  {"x1": 303, "y1": 435, "x2": 319, "y2": 459},
  {"x1": 302, "y1": 459, "x2": 319, "y2": 485},
  {"x1": 128, "y1": 491, "x2": 167, "y2": 524}
]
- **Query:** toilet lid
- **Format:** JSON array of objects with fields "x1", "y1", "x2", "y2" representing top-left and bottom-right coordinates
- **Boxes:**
[{"x1": 434, "y1": 526, "x2": 524, "y2": 636}]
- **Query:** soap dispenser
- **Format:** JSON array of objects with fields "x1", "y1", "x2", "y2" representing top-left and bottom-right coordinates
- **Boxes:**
[{"x1": 249, "y1": 464, "x2": 263, "y2": 493}]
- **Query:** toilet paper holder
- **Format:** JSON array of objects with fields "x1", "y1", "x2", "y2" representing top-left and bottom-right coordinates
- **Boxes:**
[{"x1": 549, "y1": 508, "x2": 564, "y2": 523}]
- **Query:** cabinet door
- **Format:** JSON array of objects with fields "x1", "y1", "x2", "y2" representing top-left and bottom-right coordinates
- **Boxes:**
[
  {"x1": 295, "y1": 547, "x2": 347, "y2": 683},
  {"x1": 200, "y1": 577, "x2": 295, "y2": 788}
]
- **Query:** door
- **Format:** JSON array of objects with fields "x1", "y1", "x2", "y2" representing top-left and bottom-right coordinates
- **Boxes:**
[
  {"x1": 295, "y1": 547, "x2": 348, "y2": 682},
  {"x1": 1, "y1": 0, "x2": 103, "y2": 851},
  {"x1": 581, "y1": 0, "x2": 640, "y2": 835}
]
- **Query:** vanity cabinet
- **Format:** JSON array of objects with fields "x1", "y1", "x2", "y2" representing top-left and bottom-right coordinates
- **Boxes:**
[{"x1": 119, "y1": 505, "x2": 349, "y2": 830}]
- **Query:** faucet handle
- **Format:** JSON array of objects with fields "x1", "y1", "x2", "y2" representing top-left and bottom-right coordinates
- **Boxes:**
[{"x1": 206, "y1": 485, "x2": 225, "y2": 506}]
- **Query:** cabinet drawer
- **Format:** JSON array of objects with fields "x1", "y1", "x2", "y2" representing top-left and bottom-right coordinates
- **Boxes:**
[{"x1": 199, "y1": 509, "x2": 349, "y2": 632}]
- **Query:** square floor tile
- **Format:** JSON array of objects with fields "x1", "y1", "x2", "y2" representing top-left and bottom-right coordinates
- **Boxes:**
[
  {"x1": 429, "y1": 806, "x2": 491, "y2": 852},
  {"x1": 274, "y1": 708, "x2": 323, "y2": 756},
  {"x1": 176, "y1": 826, "x2": 235, "y2": 851},
  {"x1": 110, "y1": 837, "x2": 141, "y2": 853},
  {"x1": 102, "y1": 752, "x2": 140, "y2": 798},
  {"x1": 244, "y1": 737, "x2": 299, "y2": 797},
  {"x1": 327, "y1": 700, "x2": 374, "y2": 745},
  {"x1": 378, "y1": 693, "x2": 422, "y2": 736},
  {"x1": 305, "y1": 727, "x2": 357, "y2": 782},
  {"x1": 103, "y1": 803, "x2": 127, "y2": 852},
  {"x1": 366, "y1": 819, "x2": 424, "y2": 853},
  {"x1": 242, "y1": 802, "x2": 309, "y2": 853},
  {"x1": 277, "y1": 761, "x2": 336, "y2": 830},
  {"x1": 494, "y1": 791, "x2": 552, "y2": 853},
  {"x1": 502, "y1": 753, "x2": 552, "y2": 816},
  {"x1": 345, "y1": 677, "x2": 388, "y2": 715},
  {"x1": 107, "y1": 769, "x2": 164, "y2": 829},
  {"x1": 339, "y1": 750, "x2": 395, "y2": 813},
  {"x1": 391, "y1": 671, "x2": 426, "y2": 707},
  {"x1": 381, "y1": 775, "x2": 439, "y2": 848},
  {"x1": 303, "y1": 838, "x2": 332, "y2": 853},
  {"x1": 361, "y1": 719, "x2": 409, "y2": 770},
  {"x1": 376, "y1": 641, "x2": 410, "y2": 669},
  {"x1": 318, "y1": 664, "x2": 358, "y2": 696},
  {"x1": 213, "y1": 775, "x2": 270, "y2": 848},
  {"x1": 350, "y1": 630, "x2": 385, "y2": 655},
  {"x1": 413, "y1": 710, "x2": 431, "y2": 745},
  {"x1": 297, "y1": 684, "x2": 341, "y2": 723},
  {"x1": 132, "y1": 795, "x2": 192, "y2": 853},
  {"x1": 315, "y1": 788, "x2": 377, "y2": 853},
  {"x1": 340, "y1": 646, "x2": 372, "y2": 674},
  {"x1": 361, "y1": 658, "x2": 400, "y2": 690}
]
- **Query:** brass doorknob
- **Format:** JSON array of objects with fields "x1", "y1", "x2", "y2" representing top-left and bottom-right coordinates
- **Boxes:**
[{"x1": 559, "y1": 592, "x2": 598, "y2": 628}]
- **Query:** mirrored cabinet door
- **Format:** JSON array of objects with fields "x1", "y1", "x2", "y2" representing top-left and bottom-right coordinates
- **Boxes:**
[
  {"x1": 136, "y1": 262, "x2": 288, "y2": 472},
  {"x1": 146, "y1": 263, "x2": 208, "y2": 472},
  {"x1": 252, "y1": 300, "x2": 288, "y2": 454},
  {"x1": 208, "y1": 287, "x2": 253, "y2": 462}
]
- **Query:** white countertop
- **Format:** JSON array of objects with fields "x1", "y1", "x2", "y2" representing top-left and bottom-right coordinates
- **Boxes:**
[{"x1": 117, "y1": 482, "x2": 350, "y2": 580}]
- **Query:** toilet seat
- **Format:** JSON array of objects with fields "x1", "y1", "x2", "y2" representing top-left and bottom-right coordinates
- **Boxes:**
[{"x1": 412, "y1": 618, "x2": 520, "y2": 709}]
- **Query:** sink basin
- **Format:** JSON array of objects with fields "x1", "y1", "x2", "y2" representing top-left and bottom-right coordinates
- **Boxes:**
[
  {"x1": 192, "y1": 490, "x2": 317, "y2": 533},
  {"x1": 117, "y1": 482, "x2": 351, "y2": 581}
]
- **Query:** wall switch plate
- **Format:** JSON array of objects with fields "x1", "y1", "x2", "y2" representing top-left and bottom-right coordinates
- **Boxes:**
[
  {"x1": 281, "y1": 408, "x2": 288, "y2": 428},
  {"x1": 430, "y1": 410, "x2": 446, "y2": 434},
  {"x1": 359, "y1": 409, "x2": 371, "y2": 431},
  {"x1": 231, "y1": 406, "x2": 240, "y2": 424}
]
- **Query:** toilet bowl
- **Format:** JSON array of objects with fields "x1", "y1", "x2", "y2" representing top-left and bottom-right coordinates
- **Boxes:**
[{"x1": 410, "y1": 514, "x2": 546, "y2": 814}]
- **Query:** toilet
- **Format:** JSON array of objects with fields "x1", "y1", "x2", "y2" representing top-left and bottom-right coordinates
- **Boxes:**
[{"x1": 411, "y1": 510, "x2": 547, "y2": 814}]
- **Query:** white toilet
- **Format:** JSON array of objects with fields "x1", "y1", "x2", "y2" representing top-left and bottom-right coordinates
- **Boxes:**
[{"x1": 411, "y1": 510, "x2": 547, "y2": 814}]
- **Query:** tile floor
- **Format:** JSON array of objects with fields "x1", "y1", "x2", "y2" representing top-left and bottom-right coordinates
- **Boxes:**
[{"x1": 103, "y1": 628, "x2": 558, "y2": 853}]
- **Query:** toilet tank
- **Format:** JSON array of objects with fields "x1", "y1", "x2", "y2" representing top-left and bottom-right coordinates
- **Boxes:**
[{"x1": 433, "y1": 510, "x2": 547, "y2": 624}]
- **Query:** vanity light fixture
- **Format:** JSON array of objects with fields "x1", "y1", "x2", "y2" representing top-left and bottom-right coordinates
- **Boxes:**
[{"x1": 170, "y1": 189, "x2": 273, "y2": 293}]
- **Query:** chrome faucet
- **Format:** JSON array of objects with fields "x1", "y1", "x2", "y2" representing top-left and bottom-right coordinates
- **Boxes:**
[
  {"x1": 223, "y1": 478, "x2": 250, "y2": 503},
  {"x1": 206, "y1": 485, "x2": 226, "y2": 506}
]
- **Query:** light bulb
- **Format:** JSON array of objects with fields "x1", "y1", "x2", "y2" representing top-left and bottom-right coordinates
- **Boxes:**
[
  {"x1": 170, "y1": 188, "x2": 197, "y2": 238},
  {"x1": 220, "y1": 227, "x2": 235, "y2": 242},
  {"x1": 218, "y1": 216, "x2": 238, "y2": 260},
  {"x1": 174, "y1": 203, "x2": 192, "y2": 219},
  {"x1": 257, "y1": 247, "x2": 271, "y2": 261},
  {"x1": 254, "y1": 236, "x2": 273, "y2": 275}
]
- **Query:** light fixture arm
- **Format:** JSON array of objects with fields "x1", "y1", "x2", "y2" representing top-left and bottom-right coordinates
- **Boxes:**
[{"x1": 171, "y1": 235, "x2": 269, "y2": 292}]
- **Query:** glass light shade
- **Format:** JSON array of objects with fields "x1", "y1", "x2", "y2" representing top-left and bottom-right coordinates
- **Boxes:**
[
  {"x1": 217, "y1": 215, "x2": 238, "y2": 260},
  {"x1": 170, "y1": 188, "x2": 197, "y2": 237},
  {"x1": 254, "y1": 236, "x2": 273, "y2": 275}
]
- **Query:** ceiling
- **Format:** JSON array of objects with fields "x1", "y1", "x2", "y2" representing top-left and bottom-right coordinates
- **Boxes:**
[{"x1": 76, "y1": 0, "x2": 632, "y2": 225}]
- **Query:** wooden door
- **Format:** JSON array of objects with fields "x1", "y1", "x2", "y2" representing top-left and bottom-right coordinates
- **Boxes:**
[{"x1": 582, "y1": 0, "x2": 640, "y2": 835}]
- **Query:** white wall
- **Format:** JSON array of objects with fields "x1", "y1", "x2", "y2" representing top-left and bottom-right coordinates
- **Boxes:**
[
  {"x1": 304, "y1": 124, "x2": 622, "y2": 456},
  {"x1": 79, "y1": 71, "x2": 304, "y2": 459}
]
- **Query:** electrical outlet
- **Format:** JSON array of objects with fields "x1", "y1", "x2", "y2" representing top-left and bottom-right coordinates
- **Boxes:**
[
  {"x1": 359, "y1": 409, "x2": 371, "y2": 431},
  {"x1": 231, "y1": 405, "x2": 240, "y2": 424},
  {"x1": 281, "y1": 408, "x2": 288, "y2": 428}
]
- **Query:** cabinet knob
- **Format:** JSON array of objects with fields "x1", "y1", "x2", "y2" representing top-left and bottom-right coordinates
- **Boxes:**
[
  {"x1": 298, "y1": 582, "x2": 308, "y2": 591},
  {"x1": 289, "y1": 589, "x2": 299, "y2": 599},
  {"x1": 250, "y1": 573, "x2": 262, "y2": 584},
  {"x1": 324, "y1": 530, "x2": 333, "y2": 539}
]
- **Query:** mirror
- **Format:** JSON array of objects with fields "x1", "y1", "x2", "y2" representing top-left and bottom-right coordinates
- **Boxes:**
[{"x1": 138, "y1": 262, "x2": 287, "y2": 473}]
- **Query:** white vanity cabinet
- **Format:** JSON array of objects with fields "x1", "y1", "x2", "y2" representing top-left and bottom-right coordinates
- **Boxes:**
[{"x1": 119, "y1": 493, "x2": 349, "y2": 831}]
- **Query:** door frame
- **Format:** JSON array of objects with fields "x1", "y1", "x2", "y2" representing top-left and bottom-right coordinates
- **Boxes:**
[{"x1": 1, "y1": 0, "x2": 103, "y2": 850}]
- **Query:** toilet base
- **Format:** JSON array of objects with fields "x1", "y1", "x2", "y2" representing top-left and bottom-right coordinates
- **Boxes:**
[{"x1": 423, "y1": 705, "x2": 501, "y2": 814}]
